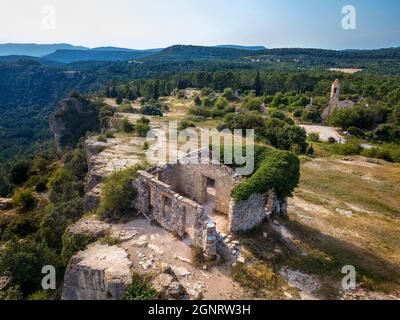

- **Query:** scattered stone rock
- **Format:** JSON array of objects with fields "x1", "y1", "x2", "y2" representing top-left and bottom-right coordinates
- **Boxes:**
[
  {"x1": 0, "y1": 275, "x2": 11, "y2": 290},
  {"x1": 184, "y1": 283, "x2": 204, "y2": 300},
  {"x1": 148, "y1": 244, "x2": 165, "y2": 256},
  {"x1": 336, "y1": 208, "x2": 353, "y2": 218},
  {"x1": 152, "y1": 273, "x2": 174, "y2": 292},
  {"x1": 279, "y1": 267, "x2": 320, "y2": 300},
  {"x1": 141, "y1": 259, "x2": 154, "y2": 270},
  {"x1": 174, "y1": 255, "x2": 192, "y2": 264},
  {"x1": 171, "y1": 266, "x2": 191, "y2": 277},
  {"x1": 365, "y1": 158, "x2": 380, "y2": 165},
  {"x1": 130, "y1": 239, "x2": 148, "y2": 248},
  {"x1": 0, "y1": 198, "x2": 12, "y2": 211},
  {"x1": 167, "y1": 282, "x2": 186, "y2": 300},
  {"x1": 237, "y1": 255, "x2": 246, "y2": 264}
]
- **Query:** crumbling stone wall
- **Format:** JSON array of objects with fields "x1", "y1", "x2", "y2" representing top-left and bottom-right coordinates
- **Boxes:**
[
  {"x1": 136, "y1": 171, "x2": 186, "y2": 238},
  {"x1": 158, "y1": 162, "x2": 239, "y2": 215},
  {"x1": 134, "y1": 170, "x2": 217, "y2": 258},
  {"x1": 230, "y1": 193, "x2": 266, "y2": 233}
]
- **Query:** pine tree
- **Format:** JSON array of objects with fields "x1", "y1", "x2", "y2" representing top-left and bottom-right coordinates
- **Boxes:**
[{"x1": 254, "y1": 72, "x2": 263, "y2": 96}]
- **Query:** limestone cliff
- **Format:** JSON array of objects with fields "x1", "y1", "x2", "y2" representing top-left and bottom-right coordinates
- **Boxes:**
[
  {"x1": 49, "y1": 95, "x2": 100, "y2": 152},
  {"x1": 62, "y1": 243, "x2": 132, "y2": 300}
]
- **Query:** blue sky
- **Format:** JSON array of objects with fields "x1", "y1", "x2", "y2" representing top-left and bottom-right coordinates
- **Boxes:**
[{"x1": 0, "y1": 0, "x2": 399, "y2": 49}]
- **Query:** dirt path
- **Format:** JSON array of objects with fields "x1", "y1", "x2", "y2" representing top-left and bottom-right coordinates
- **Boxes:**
[
  {"x1": 301, "y1": 125, "x2": 345, "y2": 143},
  {"x1": 118, "y1": 218, "x2": 247, "y2": 300}
]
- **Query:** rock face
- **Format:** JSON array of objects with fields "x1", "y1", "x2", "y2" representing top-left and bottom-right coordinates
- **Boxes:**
[
  {"x1": 50, "y1": 97, "x2": 100, "y2": 152},
  {"x1": 62, "y1": 244, "x2": 132, "y2": 300}
]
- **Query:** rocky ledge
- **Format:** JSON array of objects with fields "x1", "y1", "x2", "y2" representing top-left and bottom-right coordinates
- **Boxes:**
[{"x1": 62, "y1": 243, "x2": 132, "y2": 300}]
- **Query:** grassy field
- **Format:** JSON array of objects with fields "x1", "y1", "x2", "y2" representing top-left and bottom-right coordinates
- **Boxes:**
[{"x1": 283, "y1": 156, "x2": 399, "y2": 298}]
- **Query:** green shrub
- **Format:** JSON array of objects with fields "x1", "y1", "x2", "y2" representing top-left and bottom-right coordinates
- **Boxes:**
[
  {"x1": 9, "y1": 161, "x2": 31, "y2": 185},
  {"x1": 99, "y1": 105, "x2": 115, "y2": 128},
  {"x1": 2, "y1": 212, "x2": 40, "y2": 241},
  {"x1": 136, "y1": 117, "x2": 151, "y2": 137},
  {"x1": 124, "y1": 273, "x2": 158, "y2": 300},
  {"x1": 35, "y1": 178, "x2": 48, "y2": 193},
  {"x1": 0, "y1": 286, "x2": 23, "y2": 300},
  {"x1": 140, "y1": 105, "x2": 163, "y2": 116},
  {"x1": 0, "y1": 240, "x2": 62, "y2": 296},
  {"x1": 348, "y1": 127, "x2": 366, "y2": 139},
  {"x1": 121, "y1": 118, "x2": 134, "y2": 133},
  {"x1": 374, "y1": 124, "x2": 400, "y2": 143},
  {"x1": 214, "y1": 97, "x2": 229, "y2": 110},
  {"x1": 361, "y1": 144, "x2": 400, "y2": 163},
  {"x1": 194, "y1": 96, "x2": 201, "y2": 106},
  {"x1": 12, "y1": 188, "x2": 36, "y2": 210},
  {"x1": 201, "y1": 87, "x2": 213, "y2": 97},
  {"x1": 307, "y1": 144, "x2": 315, "y2": 156},
  {"x1": 27, "y1": 290, "x2": 50, "y2": 300},
  {"x1": 223, "y1": 88, "x2": 235, "y2": 101},
  {"x1": 308, "y1": 132, "x2": 320, "y2": 142},
  {"x1": 47, "y1": 169, "x2": 81, "y2": 204},
  {"x1": 302, "y1": 107, "x2": 321, "y2": 123},
  {"x1": 243, "y1": 96, "x2": 264, "y2": 111},
  {"x1": 105, "y1": 131, "x2": 115, "y2": 139},
  {"x1": 117, "y1": 103, "x2": 134, "y2": 113},
  {"x1": 178, "y1": 120, "x2": 196, "y2": 131},
  {"x1": 216, "y1": 145, "x2": 300, "y2": 203},
  {"x1": 99, "y1": 164, "x2": 146, "y2": 220},
  {"x1": 64, "y1": 146, "x2": 88, "y2": 180},
  {"x1": 40, "y1": 205, "x2": 72, "y2": 251},
  {"x1": 61, "y1": 231, "x2": 96, "y2": 265},
  {"x1": 331, "y1": 142, "x2": 363, "y2": 156},
  {"x1": 328, "y1": 137, "x2": 337, "y2": 144},
  {"x1": 97, "y1": 135, "x2": 107, "y2": 142}
]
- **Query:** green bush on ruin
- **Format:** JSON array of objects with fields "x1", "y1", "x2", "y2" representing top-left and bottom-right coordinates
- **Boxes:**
[{"x1": 214, "y1": 144, "x2": 300, "y2": 203}]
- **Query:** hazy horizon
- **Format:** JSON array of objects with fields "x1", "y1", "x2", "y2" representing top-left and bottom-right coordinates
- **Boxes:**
[{"x1": 0, "y1": 0, "x2": 399, "y2": 50}]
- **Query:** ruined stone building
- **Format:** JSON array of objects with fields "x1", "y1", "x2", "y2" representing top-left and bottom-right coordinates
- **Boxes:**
[
  {"x1": 321, "y1": 79, "x2": 355, "y2": 120},
  {"x1": 132, "y1": 149, "x2": 287, "y2": 260}
]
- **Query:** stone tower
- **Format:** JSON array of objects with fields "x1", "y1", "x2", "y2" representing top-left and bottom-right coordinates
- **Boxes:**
[
  {"x1": 321, "y1": 79, "x2": 341, "y2": 120},
  {"x1": 329, "y1": 79, "x2": 341, "y2": 107}
]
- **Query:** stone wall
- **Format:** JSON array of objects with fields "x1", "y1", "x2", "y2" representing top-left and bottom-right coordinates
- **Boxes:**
[
  {"x1": 136, "y1": 171, "x2": 186, "y2": 238},
  {"x1": 230, "y1": 193, "x2": 267, "y2": 233},
  {"x1": 158, "y1": 162, "x2": 239, "y2": 215},
  {"x1": 134, "y1": 170, "x2": 217, "y2": 258}
]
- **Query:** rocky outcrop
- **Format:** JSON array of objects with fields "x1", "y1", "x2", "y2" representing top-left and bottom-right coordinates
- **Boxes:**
[
  {"x1": 152, "y1": 265, "x2": 187, "y2": 300},
  {"x1": 0, "y1": 198, "x2": 12, "y2": 210},
  {"x1": 62, "y1": 243, "x2": 132, "y2": 300},
  {"x1": 50, "y1": 96, "x2": 100, "y2": 152}
]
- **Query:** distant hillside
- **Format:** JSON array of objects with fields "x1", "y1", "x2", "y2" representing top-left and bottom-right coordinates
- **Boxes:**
[
  {"x1": 215, "y1": 45, "x2": 267, "y2": 51},
  {"x1": 0, "y1": 43, "x2": 88, "y2": 57},
  {"x1": 44, "y1": 49, "x2": 158, "y2": 63},
  {"x1": 143, "y1": 45, "x2": 266, "y2": 62}
]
